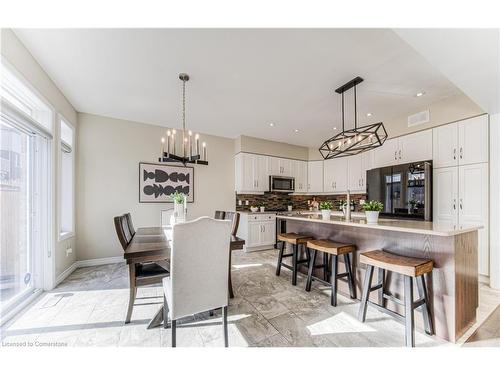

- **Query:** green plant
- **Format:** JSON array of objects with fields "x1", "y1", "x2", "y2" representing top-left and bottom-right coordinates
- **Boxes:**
[
  {"x1": 319, "y1": 201, "x2": 333, "y2": 210},
  {"x1": 362, "y1": 200, "x2": 383, "y2": 212},
  {"x1": 170, "y1": 192, "x2": 185, "y2": 204}
]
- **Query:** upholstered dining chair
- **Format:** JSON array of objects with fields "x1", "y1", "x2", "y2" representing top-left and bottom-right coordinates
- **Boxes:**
[
  {"x1": 162, "y1": 216, "x2": 232, "y2": 347},
  {"x1": 114, "y1": 214, "x2": 169, "y2": 324},
  {"x1": 223, "y1": 211, "x2": 240, "y2": 298}
]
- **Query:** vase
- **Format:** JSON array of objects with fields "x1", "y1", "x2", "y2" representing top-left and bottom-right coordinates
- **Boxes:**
[
  {"x1": 173, "y1": 202, "x2": 185, "y2": 223},
  {"x1": 321, "y1": 209, "x2": 331, "y2": 220},
  {"x1": 365, "y1": 211, "x2": 379, "y2": 224}
]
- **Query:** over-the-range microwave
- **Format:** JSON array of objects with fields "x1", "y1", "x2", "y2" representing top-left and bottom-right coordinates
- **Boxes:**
[{"x1": 269, "y1": 175, "x2": 295, "y2": 193}]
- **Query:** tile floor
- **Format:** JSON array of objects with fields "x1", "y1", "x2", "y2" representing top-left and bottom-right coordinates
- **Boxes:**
[{"x1": 1, "y1": 249, "x2": 500, "y2": 347}]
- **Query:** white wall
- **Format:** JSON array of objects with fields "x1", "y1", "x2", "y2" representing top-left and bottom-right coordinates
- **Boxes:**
[
  {"x1": 236, "y1": 135, "x2": 308, "y2": 160},
  {"x1": 76, "y1": 113, "x2": 235, "y2": 261},
  {"x1": 1, "y1": 28, "x2": 78, "y2": 283}
]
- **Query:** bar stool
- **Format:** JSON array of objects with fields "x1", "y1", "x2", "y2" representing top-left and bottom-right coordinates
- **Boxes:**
[
  {"x1": 305, "y1": 240, "x2": 357, "y2": 306},
  {"x1": 276, "y1": 233, "x2": 313, "y2": 285},
  {"x1": 358, "y1": 250, "x2": 435, "y2": 347}
]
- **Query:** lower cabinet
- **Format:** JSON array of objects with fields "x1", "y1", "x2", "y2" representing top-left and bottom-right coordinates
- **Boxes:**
[{"x1": 237, "y1": 213, "x2": 276, "y2": 252}]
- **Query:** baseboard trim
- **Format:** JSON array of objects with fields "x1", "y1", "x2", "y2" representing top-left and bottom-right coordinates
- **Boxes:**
[
  {"x1": 0, "y1": 289, "x2": 43, "y2": 327},
  {"x1": 479, "y1": 274, "x2": 490, "y2": 285},
  {"x1": 55, "y1": 256, "x2": 125, "y2": 287}
]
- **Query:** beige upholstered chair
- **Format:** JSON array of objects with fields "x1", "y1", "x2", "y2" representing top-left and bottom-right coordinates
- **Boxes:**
[{"x1": 162, "y1": 216, "x2": 232, "y2": 347}]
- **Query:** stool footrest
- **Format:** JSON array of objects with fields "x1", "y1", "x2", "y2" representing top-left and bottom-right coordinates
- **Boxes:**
[{"x1": 367, "y1": 301, "x2": 405, "y2": 323}]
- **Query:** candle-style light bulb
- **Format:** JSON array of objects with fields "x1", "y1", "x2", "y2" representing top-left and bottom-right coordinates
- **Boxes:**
[
  {"x1": 166, "y1": 130, "x2": 171, "y2": 154},
  {"x1": 161, "y1": 137, "x2": 165, "y2": 160},
  {"x1": 172, "y1": 130, "x2": 176, "y2": 155},
  {"x1": 202, "y1": 142, "x2": 207, "y2": 161},
  {"x1": 195, "y1": 133, "x2": 200, "y2": 156},
  {"x1": 188, "y1": 130, "x2": 193, "y2": 158}
]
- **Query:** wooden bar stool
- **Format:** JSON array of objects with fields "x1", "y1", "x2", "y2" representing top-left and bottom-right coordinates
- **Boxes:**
[
  {"x1": 358, "y1": 250, "x2": 435, "y2": 347},
  {"x1": 276, "y1": 233, "x2": 313, "y2": 285},
  {"x1": 305, "y1": 240, "x2": 356, "y2": 306}
]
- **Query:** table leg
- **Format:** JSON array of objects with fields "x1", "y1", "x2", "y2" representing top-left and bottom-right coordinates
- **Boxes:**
[
  {"x1": 125, "y1": 263, "x2": 136, "y2": 324},
  {"x1": 147, "y1": 305, "x2": 164, "y2": 329}
]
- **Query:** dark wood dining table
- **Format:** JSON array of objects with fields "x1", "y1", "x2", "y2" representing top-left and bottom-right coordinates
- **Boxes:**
[{"x1": 123, "y1": 226, "x2": 245, "y2": 328}]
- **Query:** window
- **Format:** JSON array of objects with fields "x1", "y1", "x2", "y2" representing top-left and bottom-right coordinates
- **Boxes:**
[
  {"x1": 59, "y1": 117, "x2": 74, "y2": 238},
  {"x1": 1, "y1": 61, "x2": 52, "y2": 315}
]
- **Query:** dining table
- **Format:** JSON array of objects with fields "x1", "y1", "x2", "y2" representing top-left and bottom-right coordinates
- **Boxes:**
[{"x1": 123, "y1": 226, "x2": 245, "y2": 329}]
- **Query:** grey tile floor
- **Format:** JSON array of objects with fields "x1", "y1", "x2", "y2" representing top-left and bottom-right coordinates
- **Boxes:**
[{"x1": 1, "y1": 249, "x2": 499, "y2": 347}]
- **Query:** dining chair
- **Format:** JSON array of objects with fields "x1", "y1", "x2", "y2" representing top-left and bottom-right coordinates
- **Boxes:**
[
  {"x1": 214, "y1": 210, "x2": 226, "y2": 220},
  {"x1": 162, "y1": 216, "x2": 232, "y2": 347},
  {"x1": 124, "y1": 212, "x2": 136, "y2": 237},
  {"x1": 224, "y1": 211, "x2": 240, "y2": 298},
  {"x1": 114, "y1": 214, "x2": 169, "y2": 324}
]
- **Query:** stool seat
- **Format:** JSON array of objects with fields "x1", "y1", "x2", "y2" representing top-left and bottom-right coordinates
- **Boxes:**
[
  {"x1": 277, "y1": 233, "x2": 312, "y2": 245},
  {"x1": 307, "y1": 240, "x2": 356, "y2": 256},
  {"x1": 360, "y1": 250, "x2": 433, "y2": 277}
]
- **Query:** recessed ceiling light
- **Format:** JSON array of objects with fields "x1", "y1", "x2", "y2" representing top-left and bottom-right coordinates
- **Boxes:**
[
  {"x1": 366, "y1": 113, "x2": 373, "y2": 117},
  {"x1": 415, "y1": 92, "x2": 425, "y2": 97},
  {"x1": 269, "y1": 123, "x2": 275, "y2": 127},
  {"x1": 294, "y1": 129, "x2": 299, "y2": 133},
  {"x1": 333, "y1": 127, "x2": 337, "y2": 130}
]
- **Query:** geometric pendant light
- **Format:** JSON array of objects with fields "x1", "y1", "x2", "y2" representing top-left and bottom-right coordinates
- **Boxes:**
[{"x1": 319, "y1": 76, "x2": 388, "y2": 159}]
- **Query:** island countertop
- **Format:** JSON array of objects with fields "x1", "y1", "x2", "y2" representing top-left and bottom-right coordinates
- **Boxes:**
[{"x1": 277, "y1": 212, "x2": 482, "y2": 237}]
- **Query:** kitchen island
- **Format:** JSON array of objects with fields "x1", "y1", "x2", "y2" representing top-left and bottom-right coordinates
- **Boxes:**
[{"x1": 278, "y1": 212, "x2": 482, "y2": 342}]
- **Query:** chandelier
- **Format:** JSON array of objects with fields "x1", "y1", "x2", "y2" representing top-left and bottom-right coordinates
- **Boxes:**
[
  {"x1": 319, "y1": 76, "x2": 387, "y2": 159},
  {"x1": 159, "y1": 73, "x2": 208, "y2": 165}
]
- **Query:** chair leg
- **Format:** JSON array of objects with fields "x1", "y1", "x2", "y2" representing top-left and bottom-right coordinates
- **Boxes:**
[
  {"x1": 163, "y1": 296, "x2": 170, "y2": 329},
  {"x1": 330, "y1": 254, "x2": 338, "y2": 306},
  {"x1": 416, "y1": 275, "x2": 434, "y2": 335},
  {"x1": 171, "y1": 319, "x2": 177, "y2": 347},
  {"x1": 377, "y1": 268, "x2": 385, "y2": 306},
  {"x1": 228, "y1": 249, "x2": 234, "y2": 299},
  {"x1": 292, "y1": 244, "x2": 298, "y2": 286},
  {"x1": 344, "y1": 253, "x2": 356, "y2": 300},
  {"x1": 125, "y1": 264, "x2": 136, "y2": 324},
  {"x1": 404, "y1": 275, "x2": 415, "y2": 347},
  {"x1": 323, "y1": 252, "x2": 329, "y2": 281},
  {"x1": 305, "y1": 249, "x2": 317, "y2": 292},
  {"x1": 223, "y1": 305, "x2": 229, "y2": 347},
  {"x1": 276, "y1": 241, "x2": 285, "y2": 276},
  {"x1": 358, "y1": 265, "x2": 374, "y2": 322}
]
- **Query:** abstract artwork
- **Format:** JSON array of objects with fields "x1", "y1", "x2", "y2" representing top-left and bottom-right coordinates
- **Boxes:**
[{"x1": 139, "y1": 162, "x2": 194, "y2": 203}]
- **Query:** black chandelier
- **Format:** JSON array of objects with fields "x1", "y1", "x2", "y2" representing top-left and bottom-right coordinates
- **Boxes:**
[
  {"x1": 319, "y1": 76, "x2": 387, "y2": 159},
  {"x1": 159, "y1": 73, "x2": 208, "y2": 165}
]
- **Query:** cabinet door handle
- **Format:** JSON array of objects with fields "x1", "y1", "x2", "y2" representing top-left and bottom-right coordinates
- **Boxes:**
[
  {"x1": 394, "y1": 151, "x2": 397, "y2": 160},
  {"x1": 453, "y1": 199, "x2": 456, "y2": 210},
  {"x1": 460, "y1": 147, "x2": 463, "y2": 159},
  {"x1": 399, "y1": 150, "x2": 401, "y2": 159},
  {"x1": 453, "y1": 148, "x2": 456, "y2": 160},
  {"x1": 460, "y1": 198, "x2": 463, "y2": 210}
]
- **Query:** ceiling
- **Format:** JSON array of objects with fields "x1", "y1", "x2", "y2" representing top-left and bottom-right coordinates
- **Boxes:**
[{"x1": 13, "y1": 28, "x2": 463, "y2": 147}]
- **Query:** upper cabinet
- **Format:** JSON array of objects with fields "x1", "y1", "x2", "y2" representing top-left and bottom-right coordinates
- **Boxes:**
[
  {"x1": 235, "y1": 153, "x2": 268, "y2": 193},
  {"x1": 307, "y1": 160, "x2": 323, "y2": 193},
  {"x1": 347, "y1": 151, "x2": 373, "y2": 192},
  {"x1": 293, "y1": 160, "x2": 308, "y2": 193},
  {"x1": 324, "y1": 157, "x2": 348, "y2": 193},
  {"x1": 373, "y1": 130, "x2": 432, "y2": 168},
  {"x1": 268, "y1": 157, "x2": 293, "y2": 176},
  {"x1": 433, "y1": 114, "x2": 488, "y2": 168}
]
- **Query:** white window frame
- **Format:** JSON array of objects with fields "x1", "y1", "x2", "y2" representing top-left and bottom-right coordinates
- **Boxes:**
[
  {"x1": 57, "y1": 114, "x2": 75, "y2": 241},
  {"x1": 0, "y1": 59, "x2": 55, "y2": 319}
]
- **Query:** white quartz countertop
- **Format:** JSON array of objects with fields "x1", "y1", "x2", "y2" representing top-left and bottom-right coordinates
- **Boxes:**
[{"x1": 277, "y1": 212, "x2": 482, "y2": 237}]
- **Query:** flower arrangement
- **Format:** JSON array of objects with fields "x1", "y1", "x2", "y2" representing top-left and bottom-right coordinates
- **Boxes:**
[
  {"x1": 319, "y1": 201, "x2": 333, "y2": 210},
  {"x1": 362, "y1": 200, "x2": 384, "y2": 212},
  {"x1": 170, "y1": 192, "x2": 185, "y2": 204}
]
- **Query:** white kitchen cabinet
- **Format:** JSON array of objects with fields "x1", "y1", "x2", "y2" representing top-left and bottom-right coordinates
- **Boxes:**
[
  {"x1": 293, "y1": 160, "x2": 308, "y2": 193},
  {"x1": 324, "y1": 157, "x2": 348, "y2": 193},
  {"x1": 373, "y1": 130, "x2": 432, "y2": 168},
  {"x1": 458, "y1": 115, "x2": 489, "y2": 165},
  {"x1": 459, "y1": 163, "x2": 489, "y2": 275},
  {"x1": 347, "y1": 155, "x2": 363, "y2": 191},
  {"x1": 269, "y1": 157, "x2": 293, "y2": 176},
  {"x1": 373, "y1": 138, "x2": 399, "y2": 167},
  {"x1": 433, "y1": 162, "x2": 489, "y2": 275},
  {"x1": 307, "y1": 160, "x2": 323, "y2": 193},
  {"x1": 398, "y1": 129, "x2": 433, "y2": 163},
  {"x1": 433, "y1": 115, "x2": 488, "y2": 168},
  {"x1": 237, "y1": 213, "x2": 276, "y2": 252},
  {"x1": 433, "y1": 166, "x2": 459, "y2": 228},
  {"x1": 234, "y1": 153, "x2": 268, "y2": 193}
]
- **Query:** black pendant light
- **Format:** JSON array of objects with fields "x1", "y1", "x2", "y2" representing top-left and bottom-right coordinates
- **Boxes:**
[{"x1": 319, "y1": 76, "x2": 387, "y2": 159}]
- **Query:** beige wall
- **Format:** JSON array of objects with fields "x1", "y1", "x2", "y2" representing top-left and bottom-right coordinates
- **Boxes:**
[
  {"x1": 236, "y1": 135, "x2": 308, "y2": 160},
  {"x1": 307, "y1": 93, "x2": 484, "y2": 161},
  {"x1": 1, "y1": 29, "x2": 78, "y2": 281},
  {"x1": 76, "y1": 113, "x2": 235, "y2": 261}
]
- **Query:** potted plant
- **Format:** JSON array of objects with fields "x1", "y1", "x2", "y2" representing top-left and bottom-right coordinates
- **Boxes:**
[
  {"x1": 319, "y1": 201, "x2": 333, "y2": 220},
  {"x1": 362, "y1": 200, "x2": 383, "y2": 224},
  {"x1": 170, "y1": 192, "x2": 186, "y2": 222}
]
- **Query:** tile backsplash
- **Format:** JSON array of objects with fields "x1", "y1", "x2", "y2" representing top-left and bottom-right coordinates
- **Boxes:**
[{"x1": 236, "y1": 192, "x2": 366, "y2": 212}]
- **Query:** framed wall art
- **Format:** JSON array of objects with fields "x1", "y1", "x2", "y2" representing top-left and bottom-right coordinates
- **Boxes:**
[{"x1": 139, "y1": 162, "x2": 194, "y2": 203}]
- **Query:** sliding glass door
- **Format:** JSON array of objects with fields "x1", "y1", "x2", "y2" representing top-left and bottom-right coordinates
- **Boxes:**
[{"x1": 0, "y1": 118, "x2": 35, "y2": 312}]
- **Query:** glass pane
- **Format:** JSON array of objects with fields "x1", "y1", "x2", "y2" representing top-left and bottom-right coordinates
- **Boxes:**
[{"x1": 0, "y1": 119, "x2": 33, "y2": 308}]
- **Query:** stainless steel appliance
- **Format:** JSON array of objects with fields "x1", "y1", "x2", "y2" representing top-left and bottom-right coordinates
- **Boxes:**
[
  {"x1": 269, "y1": 175, "x2": 295, "y2": 193},
  {"x1": 366, "y1": 161, "x2": 432, "y2": 221}
]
